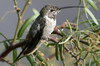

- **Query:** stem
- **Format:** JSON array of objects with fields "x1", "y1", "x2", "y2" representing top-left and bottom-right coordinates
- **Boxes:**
[
  {"x1": 76, "y1": 6, "x2": 81, "y2": 30},
  {"x1": 12, "y1": 0, "x2": 32, "y2": 65},
  {"x1": 0, "y1": 33, "x2": 10, "y2": 44},
  {"x1": 21, "y1": 0, "x2": 32, "y2": 17},
  {"x1": 12, "y1": 0, "x2": 21, "y2": 44},
  {"x1": 13, "y1": 0, "x2": 32, "y2": 43},
  {"x1": 12, "y1": 0, "x2": 22, "y2": 65}
]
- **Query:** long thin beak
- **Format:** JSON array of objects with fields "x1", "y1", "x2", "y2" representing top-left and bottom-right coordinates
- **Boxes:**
[{"x1": 59, "y1": 6, "x2": 84, "y2": 10}]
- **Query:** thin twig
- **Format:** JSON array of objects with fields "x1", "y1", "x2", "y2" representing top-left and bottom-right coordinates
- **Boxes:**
[
  {"x1": 12, "y1": 0, "x2": 21, "y2": 44},
  {"x1": 64, "y1": 46, "x2": 77, "y2": 60},
  {"x1": 1, "y1": 59, "x2": 12, "y2": 65},
  {"x1": 0, "y1": 33, "x2": 11, "y2": 44},
  {"x1": 21, "y1": 0, "x2": 32, "y2": 17}
]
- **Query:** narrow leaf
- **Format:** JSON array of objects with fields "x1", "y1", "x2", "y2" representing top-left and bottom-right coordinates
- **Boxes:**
[
  {"x1": 26, "y1": 56, "x2": 37, "y2": 66},
  {"x1": 36, "y1": 51, "x2": 48, "y2": 66},
  {"x1": 59, "y1": 44, "x2": 64, "y2": 60},
  {"x1": 85, "y1": 8, "x2": 99, "y2": 25},
  {"x1": 87, "y1": 0, "x2": 98, "y2": 11},
  {"x1": 13, "y1": 49, "x2": 17, "y2": 62},
  {"x1": 3, "y1": 41, "x2": 9, "y2": 49},
  {"x1": 55, "y1": 44, "x2": 59, "y2": 60},
  {"x1": 18, "y1": 9, "x2": 39, "y2": 38}
]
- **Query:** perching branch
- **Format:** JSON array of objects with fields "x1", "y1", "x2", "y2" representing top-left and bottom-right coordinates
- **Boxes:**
[
  {"x1": 0, "y1": 21, "x2": 99, "y2": 65},
  {"x1": 0, "y1": 21, "x2": 76, "y2": 61},
  {"x1": 0, "y1": 40, "x2": 27, "y2": 61}
]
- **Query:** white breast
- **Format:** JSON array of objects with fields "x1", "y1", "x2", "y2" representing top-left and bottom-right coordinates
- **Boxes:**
[{"x1": 42, "y1": 15, "x2": 56, "y2": 39}]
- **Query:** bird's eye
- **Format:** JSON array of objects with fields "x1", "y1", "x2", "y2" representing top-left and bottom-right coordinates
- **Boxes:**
[{"x1": 50, "y1": 9, "x2": 54, "y2": 12}]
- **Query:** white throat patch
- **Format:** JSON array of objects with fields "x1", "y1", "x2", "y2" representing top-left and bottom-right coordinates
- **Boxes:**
[
  {"x1": 42, "y1": 15, "x2": 56, "y2": 38},
  {"x1": 44, "y1": 15, "x2": 56, "y2": 23}
]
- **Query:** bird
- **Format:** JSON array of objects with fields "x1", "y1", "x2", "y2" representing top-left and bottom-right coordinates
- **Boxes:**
[
  {"x1": 15, "y1": 5, "x2": 61, "y2": 61},
  {"x1": 15, "y1": 5, "x2": 84, "y2": 61},
  {"x1": 0, "y1": 4, "x2": 84, "y2": 61}
]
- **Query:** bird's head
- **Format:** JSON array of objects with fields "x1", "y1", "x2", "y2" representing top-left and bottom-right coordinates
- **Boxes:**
[
  {"x1": 40, "y1": 5, "x2": 84, "y2": 19},
  {"x1": 40, "y1": 5, "x2": 60, "y2": 19}
]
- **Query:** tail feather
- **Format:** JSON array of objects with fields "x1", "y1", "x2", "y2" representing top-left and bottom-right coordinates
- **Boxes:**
[
  {"x1": 14, "y1": 41, "x2": 30, "y2": 62},
  {"x1": 23, "y1": 39, "x2": 41, "y2": 55},
  {"x1": 14, "y1": 38, "x2": 40, "y2": 62}
]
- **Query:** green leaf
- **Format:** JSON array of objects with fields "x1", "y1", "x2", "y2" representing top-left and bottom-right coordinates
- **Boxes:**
[
  {"x1": 13, "y1": 49, "x2": 17, "y2": 62},
  {"x1": 59, "y1": 34, "x2": 73, "y2": 44},
  {"x1": 85, "y1": 8, "x2": 99, "y2": 25},
  {"x1": 26, "y1": 56, "x2": 37, "y2": 66},
  {"x1": 32, "y1": 8, "x2": 39, "y2": 15},
  {"x1": 87, "y1": 0, "x2": 98, "y2": 11},
  {"x1": 79, "y1": 19, "x2": 100, "y2": 25},
  {"x1": 3, "y1": 41, "x2": 9, "y2": 49},
  {"x1": 36, "y1": 51, "x2": 48, "y2": 66},
  {"x1": 60, "y1": 30, "x2": 67, "y2": 36},
  {"x1": 55, "y1": 44, "x2": 59, "y2": 60},
  {"x1": 18, "y1": 9, "x2": 39, "y2": 38},
  {"x1": 93, "y1": 55, "x2": 100, "y2": 64},
  {"x1": 0, "y1": 32, "x2": 10, "y2": 44},
  {"x1": 59, "y1": 44, "x2": 64, "y2": 60},
  {"x1": 47, "y1": 43, "x2": 56, "y2": 47}
]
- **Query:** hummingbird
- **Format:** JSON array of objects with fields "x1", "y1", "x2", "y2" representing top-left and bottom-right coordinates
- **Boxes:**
[{"x1": 13, "y1": 5, "x2": 84, "y2": 61}]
